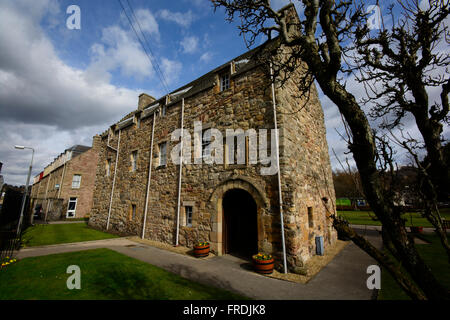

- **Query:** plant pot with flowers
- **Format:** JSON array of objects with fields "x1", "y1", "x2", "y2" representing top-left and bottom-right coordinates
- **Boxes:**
[
  {"x1": 252, "y1": 253, "x2": 274, "y2": 274},
  {"x1": 409, "y1": 213, "x2": 423, "y2": 233},
  {"x1": 193, "y1": 241, "x2": 210, "y2": 258}
]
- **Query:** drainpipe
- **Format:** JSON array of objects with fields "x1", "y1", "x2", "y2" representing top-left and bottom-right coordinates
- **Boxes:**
[
  {"x1": 31, "y1": 179, "x2": 42, "y2": 224},
  {"x1": 175, "y1": 98, "x2": 185, "y2": 246},
  {"x1": 43, "y1": 172, "x2": 51, "y2": 222},
  {"x1": 142, "y1": 113, "x2": 156, "y2": 239},
  {"x1": 57, "y1": 153, "x2": 68, "y2": 199},
  {"x1": 270, "y1": 62, "x2": 288, "y2": 274},
  {"x1": 106, "y1": 129, "x2": 121, "y2": 230}
]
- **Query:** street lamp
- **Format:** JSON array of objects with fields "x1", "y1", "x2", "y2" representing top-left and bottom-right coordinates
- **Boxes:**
[{"x1": 14, "y1": 145, "x2": 35, "y2": 236}]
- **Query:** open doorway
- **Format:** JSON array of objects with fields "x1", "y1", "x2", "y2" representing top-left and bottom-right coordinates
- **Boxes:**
[{"x1": 222, "y1": 189, "x2": 258, "y2": 259}]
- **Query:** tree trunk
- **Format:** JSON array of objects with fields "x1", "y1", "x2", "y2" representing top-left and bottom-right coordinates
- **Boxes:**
[{"x1": 318, "y1": 79, "x2": 450, "y2": 300}]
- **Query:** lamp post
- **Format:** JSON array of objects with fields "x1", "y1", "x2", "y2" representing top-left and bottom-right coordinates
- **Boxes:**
[{"x1": 14, "y1": 145, "x2": 34, "y2": 236}]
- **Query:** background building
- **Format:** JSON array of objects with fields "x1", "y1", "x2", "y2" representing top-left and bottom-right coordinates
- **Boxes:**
[{"x1": 30, "y1": 137, "x2": 100, "y2": 220}]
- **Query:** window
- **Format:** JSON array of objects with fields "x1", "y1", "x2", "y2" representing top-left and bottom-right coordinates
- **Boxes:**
[
  {"x1": 67, "y1": 197, "x2": 77, "y2": 218},
  {"x1": 106, "y1": 159, "x2": 111, "y2": 177},
  {"x1": 135, "y1": 116, "x2": 140, "y2": 129},
  {"x1": 202, "y1": 129, "x2": 211, "y2": 159},
  {"x1": 185, "y1": 206, "x2": 193, "y2": 227},
  {"x1": 308, "y1": 207, "x2": 314, "y2": 228},
  {"x1": 72, "y1": 174, "x2": 81, "y2": 189},
  {"x1": 220, "y1": 73, "x2": 230, "y2": 91},
  {"x1": 131, "y1": 151, "x2": 138, "y2": 172},
  {"x1": 161, "y1": 105, "x2": 167, "y2": 116},
  {"x1": 159, "y1": 142, "x2": 167, "y2": 166},
  {"x1": 130, "y1": 204, "x2": 136, "y2": 220}
]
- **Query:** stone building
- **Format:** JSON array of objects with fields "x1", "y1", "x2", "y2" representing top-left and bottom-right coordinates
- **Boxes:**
[
  {"x1": 30, "y1": 138, "x2": 100, "y2": 220},
  {"x1": 89, "y1": 4, "x2": 337, "y2": 272}
]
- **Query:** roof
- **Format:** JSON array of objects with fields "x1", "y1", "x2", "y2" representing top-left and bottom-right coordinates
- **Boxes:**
[{"x1": 101, "y1": 3, "x2": 298, "y2": 134}]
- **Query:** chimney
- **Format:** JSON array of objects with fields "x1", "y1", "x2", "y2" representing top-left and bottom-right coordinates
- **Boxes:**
[
  {"x1": 92, "y1": 135, "x2": 102, "y2": 151},
  {"x1": 278, "y1": 3, "x2": 301, "y2": 41},
  {"x1": 138, "y1": 93, "x2": 156, "y2": 110}
]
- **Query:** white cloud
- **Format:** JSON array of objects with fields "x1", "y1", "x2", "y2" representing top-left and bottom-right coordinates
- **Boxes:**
[
  {"x1": 180, "y1": 36, "x2": 199, "y2": 54},
  {"x1": 161, "y1": 58, "x2": 182, "y2": 84},
  {"x1": 0, "y1": 0, "x2": 160, "y2": 186},
  {"x1": 158, "y1": 9, "x2": 195, "y2": 28},
  {"x1": 134, "y1": 9, "x2": 159, "y2": 38},
  {"x1": 85, "y1": 25, "x2": 153, "y2": 83},
  {"x1": 200, "y1": 52, "x2": 213, "y2": 63}
]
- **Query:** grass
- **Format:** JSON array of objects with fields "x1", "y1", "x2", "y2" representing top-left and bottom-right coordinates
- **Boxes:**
[
  {"x1": 0, "y1": 248, "x2": 246, "y2": 300},
  {"x1": 21, "y1": 222, "x2": 118, "y2": 247},
  {"x1": 338, "y1": 208, "x2": 450, "y2": 227},
  {"x1": 378, "y1": 233, "x2": 450, "y2": 300}
]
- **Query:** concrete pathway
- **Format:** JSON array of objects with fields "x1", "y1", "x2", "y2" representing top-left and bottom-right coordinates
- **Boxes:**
[
  {"x1": 350, "y1": 224, "x2": 437, "y2": 233},
  {"x1": 47, "y1": 220, "x2": 87, "y2": 224},
  {"x1": 32, "y1": 220, "x2": 86, "y2": 225},
  {"x1": 16, "y1": 232, "x2": 381, "y2": 300}
]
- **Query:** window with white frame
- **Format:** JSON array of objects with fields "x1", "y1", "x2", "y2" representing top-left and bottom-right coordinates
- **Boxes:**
[
  {"x1": 66, "y1": 197, "x2": 77, "y2": 218},
  {"x1": 220, "y1": 73, "x2": 230, "y2": 91},
  {"x1": 72, "y1": 174, "x2": 81, "y2": 188},
  {"x1": 131, "y1": 151, "x2": 138, "y2": 172},
  {"x1": 185, "y1": 206, "x2": 193, "y2": 227},
  {"x1": 159, "y1": 142, "x2": 167, "y2": 166}
]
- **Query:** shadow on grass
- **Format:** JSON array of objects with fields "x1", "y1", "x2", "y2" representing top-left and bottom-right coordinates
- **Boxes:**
[
  {"x1": 91, "y1": 266, "x2": 169, "y2": 300},
  {"x1": 164, "y1": 263, "x2": 248, "y2": 299}
]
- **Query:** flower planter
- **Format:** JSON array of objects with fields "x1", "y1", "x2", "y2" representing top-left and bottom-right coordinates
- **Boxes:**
[
  {"x1": 193, "y1": 243, "x2": 210, "y2": 258},
  {"x1": 410, "y1": 226, "x2": 423, "y2": 233},
  {"x1": 252, "y1": 254, "x2": 274, "y2": 274}
]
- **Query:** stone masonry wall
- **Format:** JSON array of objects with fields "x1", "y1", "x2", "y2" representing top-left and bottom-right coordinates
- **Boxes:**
[
  {"x1": 276, "y1": 65, "x2": 337, "y2": 270},
  {"x1": 89, "y1": 51, "x2": 336, "y2": 272}
]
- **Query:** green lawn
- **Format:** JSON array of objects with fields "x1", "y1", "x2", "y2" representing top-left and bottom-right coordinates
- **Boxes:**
[
  {"x1": 0, "y1": 248, "x2": 246, "y2": 300},
  {"x1": 338, "y1": 208, "x2": 450, "y2": 227},
  {"x1": 21, "y1": 223, "x2": 118, "y2": 247},
  {"x1": 378, "y1": 233, "x2": 450, "y2": 300}
]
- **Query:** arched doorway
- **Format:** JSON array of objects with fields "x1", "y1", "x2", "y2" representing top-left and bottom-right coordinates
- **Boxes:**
[{"x1": 222, "y1": 189, "x2": 258, "y2": 259}]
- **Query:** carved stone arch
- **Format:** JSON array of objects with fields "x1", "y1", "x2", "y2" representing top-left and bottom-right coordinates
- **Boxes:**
[{"x1": 208, "y1": 176, "x2": 268, "y2": 256}]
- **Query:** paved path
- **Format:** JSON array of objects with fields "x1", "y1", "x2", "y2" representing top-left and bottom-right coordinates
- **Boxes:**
[
  {"x1": 16, "y1": 232, "x2": 381, "y2": 300},
  {"x1": 350, "y1": 224, "x2": 437, "y2": 233},
  {"x1": 32, "y1": 220, "x2": 86, "y2": 225}
]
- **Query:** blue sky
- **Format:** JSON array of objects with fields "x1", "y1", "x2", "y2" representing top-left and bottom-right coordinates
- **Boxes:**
[
  {"x1": 44, "y1": 0, "x2": 252, "y2": 96},
  {"x1": 0, "y1": 0, "x2": 448, "y2": 186}
]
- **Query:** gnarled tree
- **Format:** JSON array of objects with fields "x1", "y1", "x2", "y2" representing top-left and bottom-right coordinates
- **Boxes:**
[{"x1": 212, "y1": 0, "x2": 449, "y2": 299}]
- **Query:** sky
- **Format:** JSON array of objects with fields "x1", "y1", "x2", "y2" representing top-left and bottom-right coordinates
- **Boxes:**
[{"x1": 0, "y1": 0, "x2": 448, "y2": 186}]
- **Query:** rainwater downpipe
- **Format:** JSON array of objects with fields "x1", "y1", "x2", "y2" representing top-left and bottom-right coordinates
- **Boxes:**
[
  {"x1": 106, "y1": 129, "x2": 121, "y2": 230},
  {"x1": 175, "y1": 98, "x2": 185, "y2": 246},
  {"x1": 270, "y1": 62, "x2": 288, "y2": 274},
  {"x1": 141, "y1": 113, "x2": 156, "y2": 239},
  {"x1": 43, "y1": 172, "x2": 51, "y2": 222},
  {"x1": 57, "y1": 153, "x2": 67, "y2": 199}
]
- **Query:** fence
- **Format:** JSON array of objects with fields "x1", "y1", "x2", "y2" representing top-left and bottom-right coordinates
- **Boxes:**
[{"x1": 0, "y1": 231, "x2": 20, "y2": 261}]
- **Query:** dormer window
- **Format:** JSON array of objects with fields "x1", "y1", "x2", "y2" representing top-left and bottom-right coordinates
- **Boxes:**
[{"x1": 220, "y1": 73, "x2": 230, "y2": 91}]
